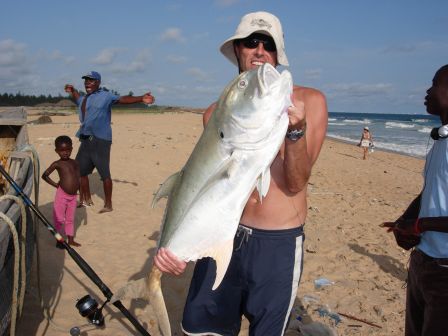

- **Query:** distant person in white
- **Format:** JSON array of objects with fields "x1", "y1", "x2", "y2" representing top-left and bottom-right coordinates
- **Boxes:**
[{"x1": 358, "y1": 126, "x2": 373, "y2": 160}]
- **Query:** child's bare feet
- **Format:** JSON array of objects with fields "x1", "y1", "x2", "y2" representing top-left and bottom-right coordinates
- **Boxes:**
[
  {"x1": 68, "y1": 236, "x2": 81, "y2": 247},
  {"x1": 77, "y1": 200, "x2": 94, "y2": 208}
]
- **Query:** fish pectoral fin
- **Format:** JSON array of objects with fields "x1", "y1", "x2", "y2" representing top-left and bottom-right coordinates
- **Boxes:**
[
  {"x1": 225, "y1": 151, "x2": 244, "y2": 179},
  {"x1": 209, "y1": 239, "x2": 234, "y2": 290},
  {"x1": 226, "y1": 160, "x2": 239, "y2": 178},
  {"x1": 256, "y1": 168, "x2": 271, "y2": 203},
  {"x1": 151, "y1": 171, "x2": 180, "y2": 208}
]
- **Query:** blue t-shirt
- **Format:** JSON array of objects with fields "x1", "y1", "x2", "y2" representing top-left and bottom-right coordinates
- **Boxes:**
[
  {"x1": 418, "y1": 137, "x2": 448, "y2": 258},
  {"x1": 75, "y1": 88, "x2": 119, "y2": 141}
]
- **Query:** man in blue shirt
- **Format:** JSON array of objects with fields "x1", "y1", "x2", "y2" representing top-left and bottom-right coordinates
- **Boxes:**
[
  {"x1": 65, "y1": 71, "x2": 155, "y2": 213},
  {"x1": 383, "y1": 64, "x2": 448, "y2": 336}
]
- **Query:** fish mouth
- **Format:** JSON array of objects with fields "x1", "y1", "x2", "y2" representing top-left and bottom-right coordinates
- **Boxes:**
[
  {"x1": 226, "y1": 64, "x2": 291, "y2": 149},
  {"x1": 258, "y1": 63, "x2": 280, "y2": 97}
]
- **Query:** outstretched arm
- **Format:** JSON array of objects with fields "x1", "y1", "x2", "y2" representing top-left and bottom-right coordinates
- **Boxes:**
[
  {"x1": 117, "y1": 92, "x2": 155, "y2": 105},
  {"x1": 64, "y1": 84, "x2": 80, "y2": 102}
]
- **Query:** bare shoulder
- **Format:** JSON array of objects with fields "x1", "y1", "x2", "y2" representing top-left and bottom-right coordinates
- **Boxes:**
[
  {"x1": 293, "y1": 85, "x2": 326, "y2": 105},
  {"x1": 293, "y1": 85, "x2": 327, "y2": 122}
]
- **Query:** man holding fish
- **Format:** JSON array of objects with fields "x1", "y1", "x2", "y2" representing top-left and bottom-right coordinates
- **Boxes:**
[{"x1": 154, "y1": 11, "x2": 328, "y2": 335}]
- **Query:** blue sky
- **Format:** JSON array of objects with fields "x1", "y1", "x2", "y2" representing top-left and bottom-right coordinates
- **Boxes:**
[{"x1": 0, "y1": 0, "x2": 447, "y2": 114}]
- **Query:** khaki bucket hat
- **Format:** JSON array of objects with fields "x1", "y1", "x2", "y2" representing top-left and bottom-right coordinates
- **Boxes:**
[{"x1": 220, "y1": 11, "x2": 289, "y2": 67}]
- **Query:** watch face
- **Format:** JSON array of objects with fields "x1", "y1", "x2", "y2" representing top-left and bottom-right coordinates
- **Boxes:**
[{"x1": 286, "y1": 129, "x2": 304, "y2": 141}]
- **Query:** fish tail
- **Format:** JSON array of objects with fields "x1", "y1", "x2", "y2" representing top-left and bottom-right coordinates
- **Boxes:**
[{"x1": 147, "y1": 265, "x2": 171, "y2": 336}]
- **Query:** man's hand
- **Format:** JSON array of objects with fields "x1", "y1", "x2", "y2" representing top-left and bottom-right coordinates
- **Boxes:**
[
  {"x1": 287, "y1": 99, "x2": 305, "y2": 130},
  {"x1": 64, "y1": 84, "x2": 75, "y2": 94},
  {"x1": 381, "y1": 218, "x2": 420, "y2": 250},
  {"x1": 153, "y1": 247, "x2": 186, "y2": 276},
  {"x1": 143, "y1": 92, "x2": 155, "y2": 105}
]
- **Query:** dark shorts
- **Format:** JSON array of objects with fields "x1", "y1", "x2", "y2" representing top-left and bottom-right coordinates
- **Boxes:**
[
  {"x1": 406, "y1": 248, "x2": 448, "y2": 336},
  {"x1": 182, "y1": 224, "x2": 305, "y2": 336},
  {"x1": 75, "y1": 135, "x2": 112, "y2": 179}
]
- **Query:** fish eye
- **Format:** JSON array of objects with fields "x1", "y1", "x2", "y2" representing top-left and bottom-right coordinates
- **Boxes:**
[
  {"x1": 238, "y1": 79, "x2": 248, "y2": 89},
  {"x1": 219, "y1": 130, "x2": 224, "y2": 139}
]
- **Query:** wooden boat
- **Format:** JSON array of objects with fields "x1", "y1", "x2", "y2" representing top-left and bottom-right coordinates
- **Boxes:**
[{"x1": 0, "y1": 107, "x2": 36, "y2": 335}]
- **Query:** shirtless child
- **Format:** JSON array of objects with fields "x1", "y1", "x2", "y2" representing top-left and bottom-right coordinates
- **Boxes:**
[{"x1": 42, "y1": 135, "x2": 81, "y2": 247}]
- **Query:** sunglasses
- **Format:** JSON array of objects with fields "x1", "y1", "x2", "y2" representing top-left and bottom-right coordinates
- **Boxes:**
[{"x1": 240, "y1": 34, "x2": 277, "y2": 52}]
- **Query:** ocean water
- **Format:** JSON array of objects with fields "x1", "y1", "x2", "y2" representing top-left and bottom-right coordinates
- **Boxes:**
[{"x1": 328, "y1": 112, "x2": 441, "y2": 158}]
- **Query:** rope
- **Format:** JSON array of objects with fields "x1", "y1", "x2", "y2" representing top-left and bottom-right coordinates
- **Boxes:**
[
  {"x1": 18, "y1": 144, "x2": 40, "y2": 206},
  {"x1": 17, "y1": 146, "x2": 68, "y2": 333},
  {"x1": 0, "y1": 196, "x2": 27, "y2": 317},
  {"x1": 0, "y1": 211, "x2": 20, "y2": 336}
]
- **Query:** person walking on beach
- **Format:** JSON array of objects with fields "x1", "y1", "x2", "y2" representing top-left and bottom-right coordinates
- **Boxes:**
[
  {"x1": 153, "y1": 11, "x2": 328, "y2": 335},
  {"x1": 64, "y1": 71, "x2": 155, "y2": 214},
  {"x1": 42, "y1": 135, "x2": 81, "y2": 247},
  {"x1": 358, "y1": 126, "x2": 373, "y2": 160},
  {"x1": 383, "y1": 64, "x2": 448, "y2": 336}
]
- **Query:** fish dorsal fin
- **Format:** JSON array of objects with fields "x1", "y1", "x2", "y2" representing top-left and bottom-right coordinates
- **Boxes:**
[
  {"x1": 151, "y1": 171, "x2": 181, "y2": 208},
  {"x1": 208, "y1": 239, "x2": 234, "y2": 290},
  {"x1": 256, "y1": 167, "x2": 271, "y2": 203}
]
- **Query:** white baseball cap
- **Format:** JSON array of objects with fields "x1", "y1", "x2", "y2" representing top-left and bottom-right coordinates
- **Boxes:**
[{"x1": 220, "y1": 11, "x2": 289, "y2": 67}]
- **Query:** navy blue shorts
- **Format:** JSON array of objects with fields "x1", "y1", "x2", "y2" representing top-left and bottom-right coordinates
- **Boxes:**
[
  {"x1": 75, "y1": 135, "x2": 112, "y2": 180},
  {"x1": 182, "y1": 224, "x2": 305, "y2": 336}
]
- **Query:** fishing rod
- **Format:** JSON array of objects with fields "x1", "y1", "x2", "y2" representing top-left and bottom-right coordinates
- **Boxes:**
[{"x1": 0, "y1": 164, "x2": 150, "y2": 336}]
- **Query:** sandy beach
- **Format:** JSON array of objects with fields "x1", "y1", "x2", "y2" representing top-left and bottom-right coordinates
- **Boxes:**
[{"x1": 15, "y1": 111, "x2": 424, "y2": 335}]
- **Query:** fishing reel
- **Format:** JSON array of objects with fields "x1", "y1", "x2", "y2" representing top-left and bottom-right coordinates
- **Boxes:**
[{"x1": 75, "y1": 295, "x2": 107, "y2": 326}]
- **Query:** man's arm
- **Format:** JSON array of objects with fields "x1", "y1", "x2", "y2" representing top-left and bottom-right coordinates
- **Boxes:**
[
  {"x1": 382, "y1": 194, "x2": 422, "y2": 250},
  {"x1": 64, "y1": 84, "x2": 80, "y2": 102},
  {"x1": 117, "y1": 92, "x2": 155, "y2": 105},
  {"x1": 284, "y1": 86, "x2": 328, "y2": 193},
  {"x1": 418, "y1": 216, "x2": 448, "y2": 233}
]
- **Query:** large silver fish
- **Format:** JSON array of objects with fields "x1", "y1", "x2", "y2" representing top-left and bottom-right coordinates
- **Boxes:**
[{"x1": 113, "y1": 63, "x2": 293, "y2": 335}]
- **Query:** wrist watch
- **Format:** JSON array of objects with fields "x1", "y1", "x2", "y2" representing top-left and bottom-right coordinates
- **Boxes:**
[{"x1": 286, "y1": 124, "x2": 306, "y2": 141}]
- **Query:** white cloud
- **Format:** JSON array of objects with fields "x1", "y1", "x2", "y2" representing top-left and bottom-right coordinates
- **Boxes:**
[
  {"x1": 214, "y1": 0, "x2": 239, "y2": 7},
  {"x1": 92, "y1": 48, "x2": 122, "y2": 65},
  {"x1": 159, "y1": 28, "x2": 186, "y2": 43},
  {"x1": 153, "y1": 82, "x2": 220, "y2": 106},
  {"x1": 326, "y1": 83, "x2": 393, "y2": 99},
  {"x1": 108, "y1": 48, "x2": 151, "y2": 74},
  {"x1": 0, "y1": 39, "x2": 27, "y2": 67},
  {"x1": 304, "y1": 68, "x2": 322, "y2": 80},
  {"x1": 167, "y1": 55, "x2": 187, "y2": 64},
  {"x1": 186, "y1": 67, "x2": 210, "y2": 81},
  {"x1": 0, "y1": 39, "x2": 39, "y2": 93},
  {"x1": 47, "y1": 50, "x2": 75, "y2": 64},
  {"x1": 382, "y1": 41, "x2": 439, "y2": 54}
]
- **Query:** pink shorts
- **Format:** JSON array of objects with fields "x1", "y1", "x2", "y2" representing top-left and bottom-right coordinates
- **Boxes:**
[{"x1": 53, "y1": 186, "x2": 77, "y2": 236}]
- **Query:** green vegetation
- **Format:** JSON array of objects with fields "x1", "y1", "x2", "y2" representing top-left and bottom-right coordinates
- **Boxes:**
[
  {"x1": 0, "y1": 92, "x2": 66, "y2": 106},
  {"x1": 0, "y1": 91, "x2": 203, "y2": 114}
]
